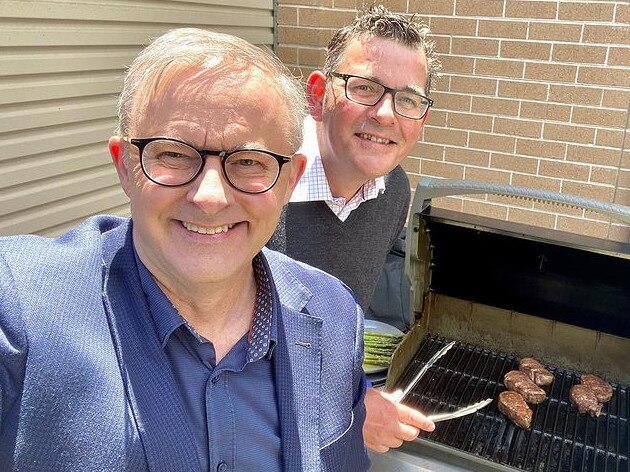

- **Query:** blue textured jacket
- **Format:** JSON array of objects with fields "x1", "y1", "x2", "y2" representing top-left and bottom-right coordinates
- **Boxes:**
[{"x1": 0, "y1": 216, "x2": 369, "y2": 471}]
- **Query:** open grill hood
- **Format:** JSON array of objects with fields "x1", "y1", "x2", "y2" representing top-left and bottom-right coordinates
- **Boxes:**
[{"x1": 379, "y1": 178, "x2": 630, "y2": 472}]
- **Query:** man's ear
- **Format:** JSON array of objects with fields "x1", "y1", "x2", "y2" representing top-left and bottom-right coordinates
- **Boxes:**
[
  {"x1": 108, "y1": 136, "x2": 131, "y2": 196},
  {"x1": 283, "y1": 153, "x2": 307, "y2": 204},
  {"x1": 306, "y1": 71, "x2": 327, "y2": 122}
]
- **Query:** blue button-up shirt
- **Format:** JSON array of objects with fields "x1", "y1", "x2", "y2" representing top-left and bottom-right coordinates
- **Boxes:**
[{"x1": 135, "y1": 251, "x2": 282, "y2": 472}]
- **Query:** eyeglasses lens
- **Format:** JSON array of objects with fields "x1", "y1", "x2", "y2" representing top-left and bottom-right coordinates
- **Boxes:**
[{"x1": 345, "y1": 76, "x2": 429, "y2": 119}]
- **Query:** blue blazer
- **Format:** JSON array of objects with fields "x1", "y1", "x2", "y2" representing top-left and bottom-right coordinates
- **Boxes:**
[{"x1": 0, "y1": 216, "x2": 369, "y2": 471}]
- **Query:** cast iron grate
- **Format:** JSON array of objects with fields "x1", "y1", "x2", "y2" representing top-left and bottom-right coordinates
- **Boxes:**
[{"x1": 393, "y1": 335, "x2": 629, "y2": 472}]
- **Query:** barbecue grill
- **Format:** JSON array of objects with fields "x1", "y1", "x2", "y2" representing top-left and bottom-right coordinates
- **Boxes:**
[{"x1": 369, "y1": 178, "x2": 630, "y2": 472}]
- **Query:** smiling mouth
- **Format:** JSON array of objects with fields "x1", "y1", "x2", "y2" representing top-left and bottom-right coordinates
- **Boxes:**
[
  {"x1": 182, "y1": 221, "x2": 235, "y2": 235},
  {"x1": 357, "y1": 133, "x2": 393, "y2": 144}
]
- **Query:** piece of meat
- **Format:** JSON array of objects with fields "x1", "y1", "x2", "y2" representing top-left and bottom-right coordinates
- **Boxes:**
[
  {"x1": 504, "y1": 370, "x2": 547, "y2": 404},
  {"x1": 498, "y1": 391, "x2": 532, "y2": 429},
  {"x1": 519, "y1": 357, "x2": 554, "y2": 386},
  {"x1": 580, "y1": 374, "x2": 613, "y2": 402},
  {"x1": 570, "y1": 384, "x2": 603, "y2": 417}
]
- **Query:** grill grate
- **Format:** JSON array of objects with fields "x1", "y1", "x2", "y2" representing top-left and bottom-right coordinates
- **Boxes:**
[{"x1": 393, "y1": 335, "x2": 630, "y2": 472}]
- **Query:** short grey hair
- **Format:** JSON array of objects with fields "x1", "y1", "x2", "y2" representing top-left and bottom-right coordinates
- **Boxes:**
[
  {"x1": 323, "y1": 5, "x2": 441, "y2": 94},
  {"x1": 116, "y1": 28, "x2": 307, "y2": 153}
]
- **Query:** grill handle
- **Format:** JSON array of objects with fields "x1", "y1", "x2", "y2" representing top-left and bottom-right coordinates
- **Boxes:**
[{"x1": 412, "y1": 177, "x2": 630, "y2": 224}]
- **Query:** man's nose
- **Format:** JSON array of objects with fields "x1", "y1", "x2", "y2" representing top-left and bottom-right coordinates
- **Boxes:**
[
  {"x1": 187, "y1": 160, "x2": 230, "y2": 209},
  {"x1": 369, "y1": 92, "x2": 397, "y2": 123}
]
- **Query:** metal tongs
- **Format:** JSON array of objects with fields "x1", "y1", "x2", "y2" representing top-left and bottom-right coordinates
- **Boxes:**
[{"x1": 395, "y1": 341, "x2": 493, "y2": 422}]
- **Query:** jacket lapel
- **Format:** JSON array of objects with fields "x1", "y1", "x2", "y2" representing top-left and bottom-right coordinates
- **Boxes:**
[
  {"x1": 101, "y1": 222, "x2": 201, "y2": 472},
  {"x1": 264, "y1": 251, "x2": 323, "y2": 471}
]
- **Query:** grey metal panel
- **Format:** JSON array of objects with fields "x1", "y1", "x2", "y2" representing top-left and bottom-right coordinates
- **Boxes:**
[{"x1": 0, "y1": 0, "x2": 274, "y2": 236}]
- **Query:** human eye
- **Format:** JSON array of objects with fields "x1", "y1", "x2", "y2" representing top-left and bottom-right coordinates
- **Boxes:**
[
  {"x1": 396, "y1": 92, "x2": 423, "y2": 110},
  {"x1": 347, "y1": 78, "x2": 380, "y2": 97}
]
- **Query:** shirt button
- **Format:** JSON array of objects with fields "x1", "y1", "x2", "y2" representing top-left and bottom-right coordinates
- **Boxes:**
[
  {"x1": 211, "y1": 376, "x2": 219, "y2": 384},
  {"x1": 217, "y1": 461, "x2": 228, "y2": 472}
]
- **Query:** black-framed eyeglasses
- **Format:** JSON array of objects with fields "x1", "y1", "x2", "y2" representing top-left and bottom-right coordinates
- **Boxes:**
[
  {"x1": 123, "y1": 137, "x2": 293, "y2": 194},
  {"x1": 329, "y1": 72, "x2": 433, "y2": 120}
]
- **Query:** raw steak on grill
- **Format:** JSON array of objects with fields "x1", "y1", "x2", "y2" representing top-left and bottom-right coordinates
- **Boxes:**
[
  {"x1": 504, "y1": 370, "x2": 547, "y2": 404},
  {"x1": 498, "y1": 391, "x2": 532, "y2": 429},
  {"x1": 519, "y1": 357, "x2": 554, "y2": 386},
  {"x1": 581, "y1": 374, "x2": 613, "y2": 402},
  {"x1": 570, "y1": 384, "x2": 603, "y2": 417}
]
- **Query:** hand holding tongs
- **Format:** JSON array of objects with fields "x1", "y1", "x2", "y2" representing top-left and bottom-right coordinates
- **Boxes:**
[{"x1": 395, "y1": 340, "x2": 493, "y2": 422}]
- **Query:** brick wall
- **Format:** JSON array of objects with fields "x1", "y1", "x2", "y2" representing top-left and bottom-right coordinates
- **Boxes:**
[{"x1": 277, "y1": 0, "x2": 630, "y2": 241}]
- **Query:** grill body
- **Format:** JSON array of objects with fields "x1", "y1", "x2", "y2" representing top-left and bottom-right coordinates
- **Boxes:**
[{"x1": 376, "y1": 179, "x2": 630, "y2": 472}]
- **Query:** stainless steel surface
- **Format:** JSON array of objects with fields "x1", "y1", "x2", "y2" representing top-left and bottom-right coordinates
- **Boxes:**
[
  {"x1": 427, "y1": 397, "x2": 493, "y2": 423},
  {"x1": 369, "y1": 449, "x2": 470, "y2": 472},
  {"x1": 397, "y1": 340, "x2": 455, "y2": 402}
]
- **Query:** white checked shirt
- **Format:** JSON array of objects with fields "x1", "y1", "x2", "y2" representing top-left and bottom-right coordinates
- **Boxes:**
[{"x1": 290, "y1": 116, "x2": 386, "y2": 222}]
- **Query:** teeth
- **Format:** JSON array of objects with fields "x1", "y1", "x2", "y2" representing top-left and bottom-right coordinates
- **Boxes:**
[
  {"x1": 182, "y1": 221, "x2": 234, "y2": 235},
  {"x1": 358, "y1": 133, "x2": 391, "y2": 144}
]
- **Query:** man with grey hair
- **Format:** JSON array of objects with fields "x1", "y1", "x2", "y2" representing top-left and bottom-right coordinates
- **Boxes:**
[
  {"x1": 0, "y1": 28, "x2": 369, "y2": 471},
  {"x1": 268, "y1": 5, "x2": 441, "y2": 452}
]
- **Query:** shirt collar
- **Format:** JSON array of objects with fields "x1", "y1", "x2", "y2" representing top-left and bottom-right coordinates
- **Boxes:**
[
  {"x1": 290, "y1": 116, "x2": 385, "y2": 221},
  {"x1": 134, "y1": 248, "x2": 276, "y2": 362}
]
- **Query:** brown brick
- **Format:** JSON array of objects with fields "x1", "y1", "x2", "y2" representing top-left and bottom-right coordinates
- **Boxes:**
[
  {"x1": 596, "y1": 128, "x2": 625, "y2": 148},
  {"x1": 622, "y1": 150, "x2": 630, "y2": 169},
  {"x1": 609, "y1": 47, "x2": 630, "y2": 67},
  {"x1": 469, "y1": 132, "x2": 516, "y2": 153},
  {"x1": 425, "y1": 109, "x2": 447, "y2": 127},
  {"x1": 617, "y1": 169, "x2": 630, "y2": 188},
  {"x1": 578, "y1": 66, "x2": 630, "y2": 88},
  {"x1": 556, "y1": 217, "x2": 609, "y2": 238},
  {"x1": 590, "y1": 166, "x2": 618, "y2": 186},
  {"x1": 584, "y1": 25, "x2": 630, "y2": 45},
  {"x1": 450, "y1": 76, "x2": 497, "y2": 96},
  {"x1": 465, "y1": 166, "x2": 511, "y2": 184},
  {"x1": 558, "y1": 2, "x2": 615, "y2": 22},
  {"x1": 420, "y1": 159, "x2": 466, "y2": 179},
  {"x1": 561, "y1": 181, "x2": 615, "y2": 202},
  {"x1": 499, "y1": 80, "x2": 548, "y2": 100},
  {"x1": 494, "y1": 117, "x2": 542, "y2": 138},
  {"x1": 456, "y1": 0, "x2": 504, "y2": 17},
  {"x1": 432, "y1": 36, "x2": 452, "y2": 55},
  {"x1": 462, "y1": 200, "x2": 509, "y2": 220},
  {"x1": 472, "y1": 96, "x2": 520, "y2": 117},
  {"x1": 278, "y1": 0, "x2": 332, "y2": 5},
  {"x1": 506, "y1": 1, "x2": 558, "y2": 19},
  {"x1": 430, "y1": 17, "x2": 477, "y2": 36},
  {"x1": 548, "y1": 85, "x2": 602, "y2": 106},
  {"x1": 543, "y1": 123, "x2": 595, "y2": 144},
  {"x1": 433, "y1": 196, "x2": 463, "y2": 212},
  {"x1": 525, "y1": 63, "x2": 577, "y2": 83},
  {"x1": 409, "y1": 0, "x2": 455, "y2": 15},
  {"x1": 602, "y1": 89, "x2": 630, "y2": 110},
  {"x1": 278, "y1": 5, "x2": 298, "y2": 24},
  {"x1": 508, "y1": 208, "x2": 556, "y2": 228},
  {"x1": 401, "y1": 156, "x2": 421, "y2": 174},
  {"x1": 423, "y1": 126, "x2": 468, "y2": 146},
  {"x1": 278, "y1": 46, "x2": 298, "y2": 65},
  {"x1": 297, "y1": 47, "x2": 327, "y2": 68},
  {"x1": 617, "y1": 4, "x2": 630, "y2": 24},
  {"x1": 511, "y1": 173, "x2": 561, "y2": 192},
  {"x1": 572, "y1": 107, "x2": 628, "y2": 128},
  {"x1": 490, "y1": 153, "x2": 538, "y2": 174},
  {"x1": 516, "y1": 138, "x2": 566, "y2": 159},
  {"x1": 452, "y1": 37, "x2": 500, "y2": 57},
  {"x1": 439, "y1": 56, "x2": 475, "y2": 75},
  {"x1": 567, "y1": 144, "x2": 621, "y2": 166},
  {"x1": 412, "y1": 142, "x2": 445, "y2": 161},
  {"x1": 445, "y1": 147, "x2": 490, "y2": 166},
  {"x1": 488, "y1": 193, "x2": 533, "y2": 209},
  {"x1": 528, "y1": 22, "x2": 582, "y2": 42},
  {"x1": 520, "y1": 101, "x2": 571, "y2": 122},
  {"x1": 552, "y1": 44, "x2": 608, "y2": 65},
  {"x1": 298, "y1": 8, "x2": 356, "y2": 28},
  {"x1": 607, "y1": 225, "x2": 630, "y2": 244},
  {"x1": 478, "y1": 20, "x2": 528, "y2": 39},
  {"x1": 539, "y1": 160, "x2": 590, "y2": 181},
  {"x1": 432, "y1": 92, "x2": 472, "y2": 112},
  {"x1": 448, "y1": 112, "x2": 493, "y2": 132},
  {"x1": 279, "y1": 27, "x2": 333, "y2": 47},
  {"x1": 614, "y1": 188, "x2": 630, "y2": 207},
  {"x1": 476, "y1": 58, "x2": 524, "y2": 78},
  {"x1": 533, "y1": 200, "x2": 584, "y2": 218},
  {"x1": 501, "y1": 41, "x2": 551, "y2": 61}
]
